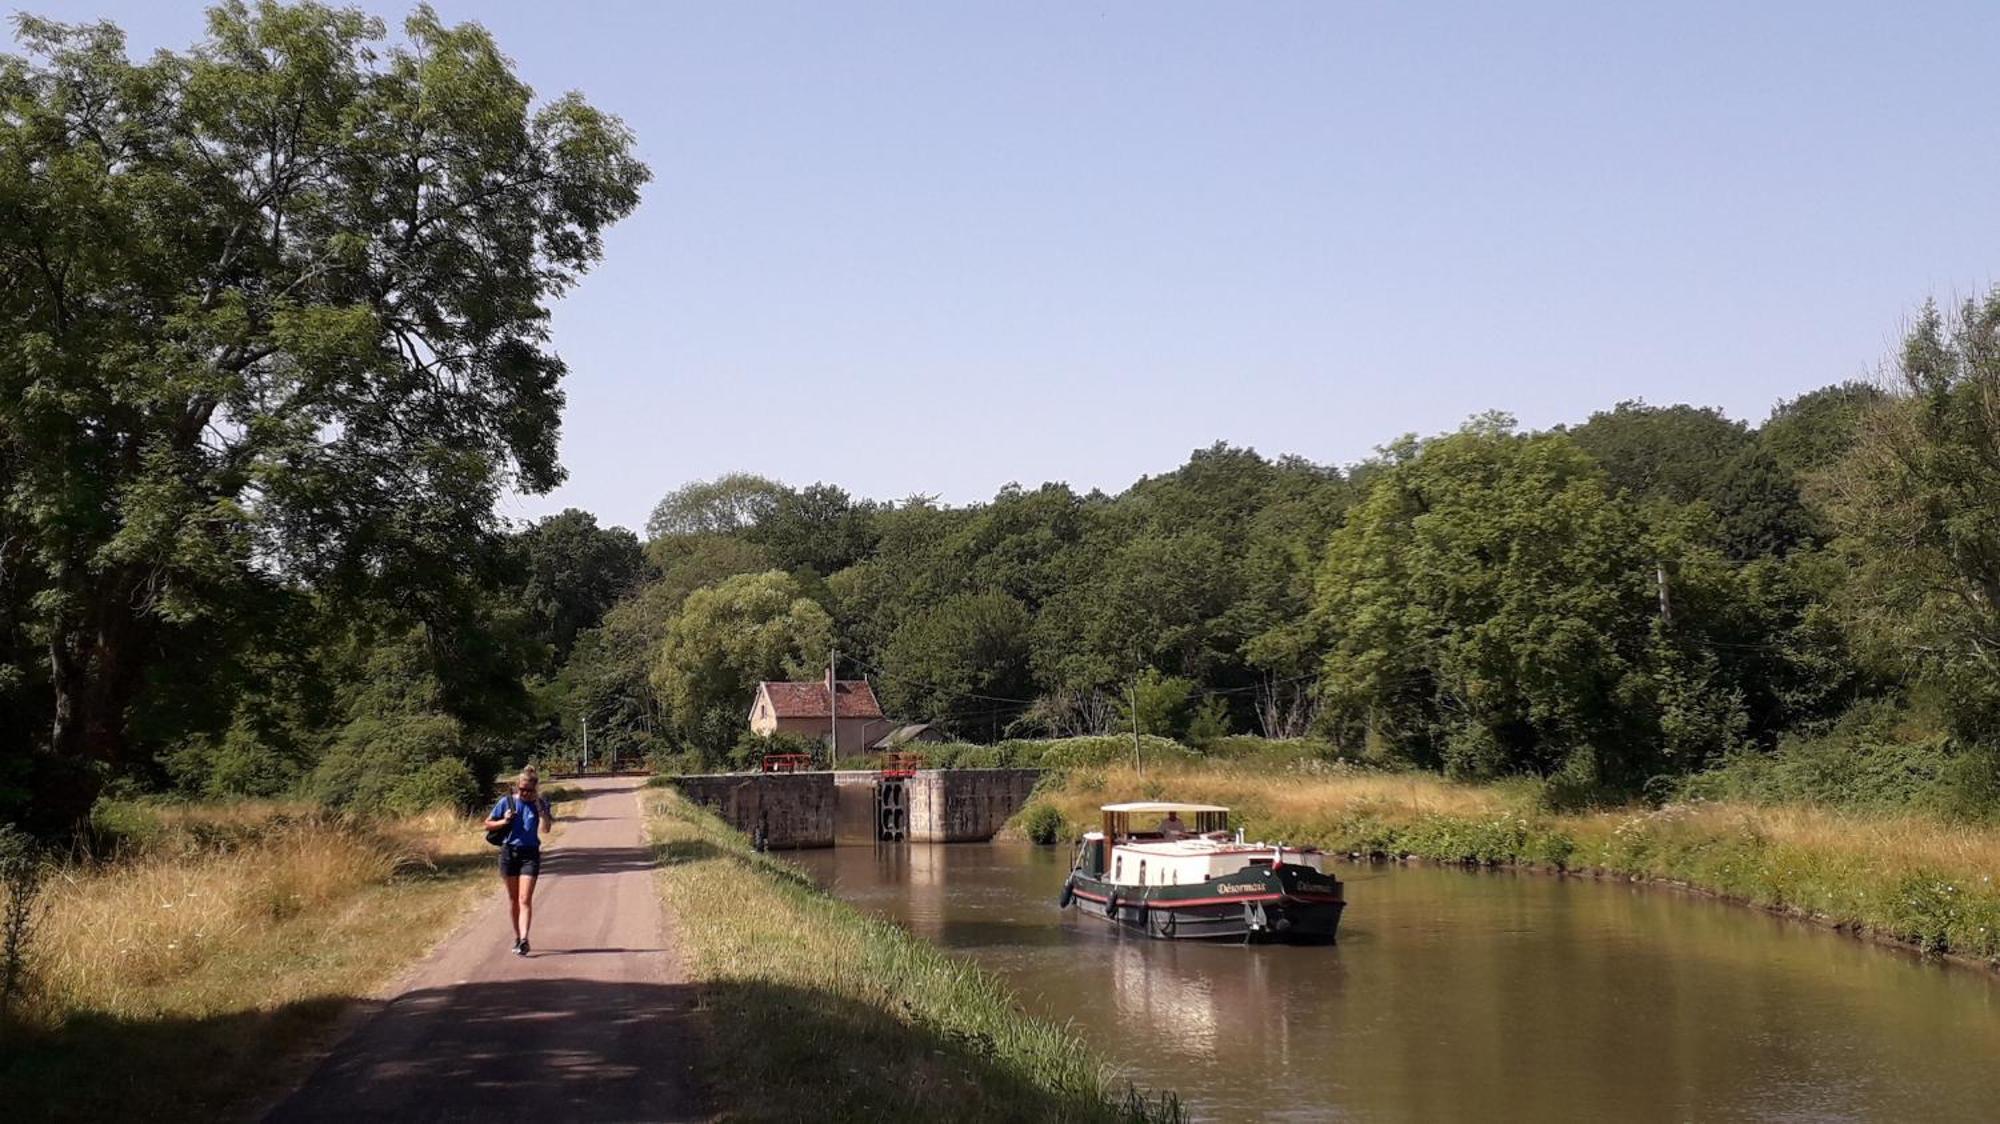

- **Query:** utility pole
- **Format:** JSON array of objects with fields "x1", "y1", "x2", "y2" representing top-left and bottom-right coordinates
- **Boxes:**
[
  {"x1": 1656, "y1": 561, "x2": 1673, "y2": 627},
  {"x1": 829, "y1": 647, "x2": 839, "y2": 770},
  {"x1": 582, "y1": 714, "x2": 589, "y2": 774},
  {"x1": 1128, "y1": 679, "x2": 1144, "y2": 779}
]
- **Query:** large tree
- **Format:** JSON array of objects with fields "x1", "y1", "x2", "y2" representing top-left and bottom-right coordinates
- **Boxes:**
[
  {"x1": 0, "y1": 3, "x2": 646, "y2": 803},
  {"x1": 1314, "y1": 417, "x2": 1731, "y2": 784},
  {"x1": 1827, "y1": 294, "x2": 2000, "y2": 738},
  {"x1": 650, "y1": 570, "x2": 833, "y2": 760},
  {"x1": 516, "y1": 509, "x2": 644, "y2": 666}
]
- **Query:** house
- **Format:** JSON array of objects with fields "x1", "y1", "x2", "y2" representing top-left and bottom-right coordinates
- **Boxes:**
[
  {"x1": 748, "y1": 673, "x2": 892, "y2": 757},
  {"x1": 872, "y1": 723, "x2": 947, "y2": 750}
]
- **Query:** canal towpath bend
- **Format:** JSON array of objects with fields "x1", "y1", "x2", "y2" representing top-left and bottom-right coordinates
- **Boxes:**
[{"x1": 267, "y1": 775, "x2": 704, "y2": 1122}]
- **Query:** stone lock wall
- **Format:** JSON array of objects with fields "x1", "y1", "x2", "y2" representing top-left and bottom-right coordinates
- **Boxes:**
[
  {"x1": 668, "y1": 767, "x2": 1041, "y2": 847},
  {"x1": 669, "y1": 772, "x2": 835, "y2": 849},
  {"x1": 906, "y1": 768, "x2": 1042, "y2": 843}
]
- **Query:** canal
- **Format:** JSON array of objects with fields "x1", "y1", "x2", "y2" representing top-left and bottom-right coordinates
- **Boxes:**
[{"x1": 793, "y1": 842, "x2": 2000, "y2": 1121}]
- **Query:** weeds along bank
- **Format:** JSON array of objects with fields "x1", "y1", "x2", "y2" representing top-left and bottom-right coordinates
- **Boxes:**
[
  {"x1": 1016, "y1": 760, "x2": 2000, "y2": 968},
  {"x1": 0, "y1": 800, "x2": 500, "y2": 1120},
  {"x1": 645, "y1": 790, "x2": 1181, "y2": 1123}
]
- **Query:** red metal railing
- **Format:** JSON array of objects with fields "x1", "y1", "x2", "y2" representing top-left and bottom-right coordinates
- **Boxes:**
[
  {"x1": 880, "y1": 752, "x2": 921, "y2": 779},
  {"x1": 760, "y1": 753, "x2": 812, "y2": 773}
]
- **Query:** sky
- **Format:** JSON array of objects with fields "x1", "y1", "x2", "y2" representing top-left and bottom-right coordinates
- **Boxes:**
[{"x1": 20, "y1": 1, "x2": 2000, "y2": 533}]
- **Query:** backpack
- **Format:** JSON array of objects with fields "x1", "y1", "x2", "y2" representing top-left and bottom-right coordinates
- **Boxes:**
[{"x1": 485, "y1": 795, "x2": 519, "y2": 847}]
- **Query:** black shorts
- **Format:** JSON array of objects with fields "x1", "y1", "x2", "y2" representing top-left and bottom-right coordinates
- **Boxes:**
[{"x1": 499, "y1": 844, "x2": 542, "y2": 877}]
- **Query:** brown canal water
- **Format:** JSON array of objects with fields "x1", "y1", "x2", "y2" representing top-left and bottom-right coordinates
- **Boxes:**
[{"x1": 792, "y1": 842, "x2": 2000, "y2": 1122}]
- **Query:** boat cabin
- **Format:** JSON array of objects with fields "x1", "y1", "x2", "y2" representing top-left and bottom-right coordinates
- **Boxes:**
[{"x1": 1077, "y1": 801, "x2": 1326, "y2": 889}]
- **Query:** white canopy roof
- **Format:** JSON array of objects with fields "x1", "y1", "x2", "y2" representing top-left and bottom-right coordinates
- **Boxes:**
[{"x1": 1099, "y1": 801, "x2": 1230, "y2": 814}]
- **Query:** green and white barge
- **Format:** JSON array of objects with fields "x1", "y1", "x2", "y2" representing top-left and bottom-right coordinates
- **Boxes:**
[{"x1": 1060, "y1": 801, "x2": 1345, "y2": 943}]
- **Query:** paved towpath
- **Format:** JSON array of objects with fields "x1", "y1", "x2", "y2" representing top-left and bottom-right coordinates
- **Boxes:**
[{"x1": 268, "y1": 775, "x2": 704, "y2": 1122}]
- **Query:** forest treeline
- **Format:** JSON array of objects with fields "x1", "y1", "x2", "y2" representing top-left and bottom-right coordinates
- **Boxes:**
[
  {"x1": 9, "y1": 5, "x2": 2000, "y2": 838},
  {"x1": 542, "y1": 293, "x2": 2000, "y2": 823},
  {"x1": 54, "y1": 294, "x2": 2000, "y2": 829}
]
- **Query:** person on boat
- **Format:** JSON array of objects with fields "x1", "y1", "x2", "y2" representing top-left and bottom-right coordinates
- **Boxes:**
[
  {"x1": 482, "y1": 766, "x2": 553, "y2": 956},
  {"x1": 1156, "y1": 810, "x2": 1190, "y2": 838}
]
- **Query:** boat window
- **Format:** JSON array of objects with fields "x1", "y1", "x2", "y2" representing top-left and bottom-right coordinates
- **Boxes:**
[
  {"x1": 1138, "y1": 860, "x2": 1147, "y2": 886},
  {"x1": 1114, "y1": 855, "x2": 1122, "y2": 881}
]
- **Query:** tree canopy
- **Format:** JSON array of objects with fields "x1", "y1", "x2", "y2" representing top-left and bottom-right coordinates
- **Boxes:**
[{"x1": 0, "y1": 1, "x2": 645, "y2": 827}]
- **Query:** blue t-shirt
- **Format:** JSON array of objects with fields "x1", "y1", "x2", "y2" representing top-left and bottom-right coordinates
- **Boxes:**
[{"x1": 491, "y1": 795, "x2": 550, "y2": 849}]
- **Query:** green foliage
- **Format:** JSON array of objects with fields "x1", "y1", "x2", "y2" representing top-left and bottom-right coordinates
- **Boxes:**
[
  {"x1": 516, "y1": 510, "x2": 645, "y2": 667},
  {"x1": 878, "y1": 592, "x2": 1033, "y2": 737},
  {"x1": 1825, "y1": 293, "x2": 2000, "y2": 741},
  {"x1": 1676, "y1": 700, "x2": 2000, "y2": 821},
  {"x1": 1567, "y1": 401, "x2": 1753, "y2": 506},
  {"x1": 913, "y1": 735, "x2": 1197, "y2": 771},
  {"x1": 0, "y1": 1, "x2": 645, "y2": 826},
  {"x1": 646, "y1": 474, "x2": 786, "y2": 540},
  {"x1": 0, "y1": 824, "x2": 45, "y2": 1020},
  {"x1": 748, "y1": 484, "x2": 882, "y2": 576},
  {"x1": 731, "y1": 730, "x2": 825, "y2": 772},
  {"x1": 650, "y1": 570, "x2": 833, "y2": 764},
  {"x1": 308, "y1": 712, "x2": 479, "y2": 814},
  {"x1": 1017, "y1": 803, "x2": 1070, "y2": 845},
  {"x1": 1316, "y1": 421, "x2": 1684, "y2": 784},
  {"x1": 1116, "y1": 669, "x2": 1197, "y2": 741},
  {"x1": 1185, "y1": 697, "x2": 1231, "y2": 746}
]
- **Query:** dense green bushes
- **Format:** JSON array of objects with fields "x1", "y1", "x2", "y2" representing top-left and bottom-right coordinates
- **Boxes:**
[
  {"x1": 1017, "y1": 803, "x2": 1070, "y2": 844},
  {"x1": 307, "y1": 714, "x2": 487, "y2": 814},
  {"x1": 911, "y1": 735, "x2": 1198, "y2": 771},
  {"x1": 1679, "y1": 726, "x2": 2000, "y2": 822}
]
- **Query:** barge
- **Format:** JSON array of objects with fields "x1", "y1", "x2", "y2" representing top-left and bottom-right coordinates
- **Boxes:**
[{"x1": 1060, "y1": 801, "x2": 1344, "y2": 943}]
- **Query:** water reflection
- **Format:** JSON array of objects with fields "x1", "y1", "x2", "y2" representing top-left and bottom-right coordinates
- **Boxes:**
[{"x1": 794, "y1": 844, "x2": 2000, "y2": 1123}]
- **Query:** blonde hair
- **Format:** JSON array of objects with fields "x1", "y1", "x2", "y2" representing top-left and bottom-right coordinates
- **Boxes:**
[{"x1": 516, "y1": 766, "x2": 539, "y2": 790}]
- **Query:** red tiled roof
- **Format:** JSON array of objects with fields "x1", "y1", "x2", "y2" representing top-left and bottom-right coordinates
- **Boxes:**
[{"x1": 758, "y1": 680, "x2": 885, "y2": 720}]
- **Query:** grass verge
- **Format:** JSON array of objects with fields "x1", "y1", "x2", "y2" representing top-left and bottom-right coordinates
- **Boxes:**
[
  {"x1": 645, "y1": 789, "x2": 1181, "y2": 1123},
  {"x1": 1019, "y1": 760, "x2": 2000, "y2": 967},
  {"x1": 1, "y1": 800, "x2": 503, "y2": 1121}
]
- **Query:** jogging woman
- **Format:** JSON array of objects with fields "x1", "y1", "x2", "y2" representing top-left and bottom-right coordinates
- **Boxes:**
[{"x1": 483, "y1": 767, "x2": 553, "y2": 955}]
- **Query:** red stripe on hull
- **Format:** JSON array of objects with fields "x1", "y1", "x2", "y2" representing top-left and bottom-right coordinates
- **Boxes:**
[{"x1": 1072, "y1": 887, "x2": 1341, "y2": 908}]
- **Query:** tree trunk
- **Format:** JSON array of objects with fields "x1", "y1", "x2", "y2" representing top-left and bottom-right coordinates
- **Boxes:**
[{"x1": 47, "y1": 587, "x2": 150, "y2": 773}]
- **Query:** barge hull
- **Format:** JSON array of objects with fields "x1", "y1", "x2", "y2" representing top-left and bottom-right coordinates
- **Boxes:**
[{"x1": 1070, "y1": 886, "x2": 1344, "y2": 943}]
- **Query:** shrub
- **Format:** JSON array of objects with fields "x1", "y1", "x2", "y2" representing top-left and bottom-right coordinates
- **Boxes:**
[
  {"x1": 1018, "y1": 803, "x2": 1070, "y2": 845},
  {"x1": 385, "y1": 758, "x2": 482, "y2": 814},
  {"x1": 730, "y1": 730, "x2": 825, "y2": 772},
  {"x1": 647, "y1": 746, "x2": 706, "y2": 776},
  {"x1": 0, "y1": 824, "x2": 46, "y2": 1021},
  {"x1": 1676, "y1": 718, "x2": 1973, "y2": 816},
  {"x1": 1933, "y1": 745, "x2": 2000, "y2": 821},
  {"x1": 307, "y1": 711, "x2": 475, "y2": 812},
  {"x1": 1185, "y1": 698, "x2": 1230, "y2": 746}
]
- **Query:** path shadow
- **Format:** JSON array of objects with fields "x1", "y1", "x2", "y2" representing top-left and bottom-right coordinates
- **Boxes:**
[
  {"x1": 267, "y1": 978, "x2": 703, "y2": 1121},
  {"x1": 0, "y1": 995, "x2": 353, "y2": 1123},
  {"x1": 14, "y1": 978, "x2": 1151, "y2": 1123},
  {"x1": 543, "y1": 845, "x2": 659, "y2": 878},
  {"x1": 265, "y1": 977, "x2": 1131, "y2": 1123}
]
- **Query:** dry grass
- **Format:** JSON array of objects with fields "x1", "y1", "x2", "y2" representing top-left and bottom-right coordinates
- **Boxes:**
[
  {"x1": 1032, "y1": 759, "x2": 1517, "y2": 837},
  {"x1": 1026, "y1": 761, "x2": 2000, "y2": 965},
  {"x1": 32, "y1": 806, "x2": 476, "y2": 1022},
  {"x1": 3, "y1": 801, "x2": 500, "y2": 1120}
]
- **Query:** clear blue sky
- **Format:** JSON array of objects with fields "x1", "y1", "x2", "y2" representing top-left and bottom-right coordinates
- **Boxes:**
[{"x1": 21, "y1": 2, "x2": 2000, "y2": 532}]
